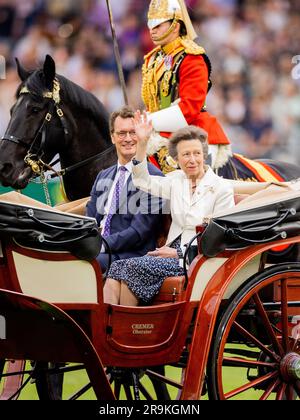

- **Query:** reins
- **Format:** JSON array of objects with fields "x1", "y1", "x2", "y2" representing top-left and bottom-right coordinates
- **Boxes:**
[{"x1": 46, "y1": 145, "x2": 116, "y2": 179}]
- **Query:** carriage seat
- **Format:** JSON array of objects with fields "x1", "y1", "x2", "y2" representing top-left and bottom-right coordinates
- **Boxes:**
[
  {"x1": 152, "y1": 194, "x2": 258, "y2": 304},
  {"x1": 153, "y1": 192, "x2": 255, "y2": 304},
  {"x1": 234, "y1": 193, "x2": 250, "y2": 205},
  {"x1": 153, "y1": 214, "x2": 186, "y2": 304},
  {"x1": 152, "y1": 192, "x2": 254, "y2": 305},
  {"x1": 152, "y1": 275, "x2": 186, "y2": 304}
]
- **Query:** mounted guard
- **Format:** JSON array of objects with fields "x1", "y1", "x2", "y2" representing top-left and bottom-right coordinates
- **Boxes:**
[{"x1": 141, "y1": 0, "x2": 231, "y2": 173}]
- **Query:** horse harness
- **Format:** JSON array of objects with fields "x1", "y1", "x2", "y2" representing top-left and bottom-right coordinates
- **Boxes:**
[{"x1": 1, "y1": 78, "x2": 115, "y2": 180}]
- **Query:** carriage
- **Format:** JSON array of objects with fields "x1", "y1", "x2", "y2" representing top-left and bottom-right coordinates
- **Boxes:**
[
  {"x1": 0, "y1": 179, "x2": 300, "y2": 401},
  {"x1": 0, "y1": 55, "x2": 300, "y2": 401}
]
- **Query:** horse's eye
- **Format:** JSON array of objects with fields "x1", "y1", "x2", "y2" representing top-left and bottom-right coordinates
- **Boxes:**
[{"x1": 31, "y1": 107, "x2": 41, "y2": 113}]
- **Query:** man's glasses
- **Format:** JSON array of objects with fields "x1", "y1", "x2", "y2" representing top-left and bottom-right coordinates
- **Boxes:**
[{"x1": 115, "y1": 131, "x2": 137, "y2": 140}]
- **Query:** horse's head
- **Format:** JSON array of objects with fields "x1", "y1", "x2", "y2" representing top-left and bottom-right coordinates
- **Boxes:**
[{"x1": 0, "y1": 55, "x2": 70, "y2": 189}]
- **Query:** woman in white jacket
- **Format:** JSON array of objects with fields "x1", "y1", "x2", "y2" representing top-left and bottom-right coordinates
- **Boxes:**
[{"x1": 103, "y1": 112, "x2": 234, "y2": 305}]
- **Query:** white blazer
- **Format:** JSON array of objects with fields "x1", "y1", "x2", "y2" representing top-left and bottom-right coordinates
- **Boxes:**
[{"x1": 132, "y1": 160, "x2": 235, "y2": 253}]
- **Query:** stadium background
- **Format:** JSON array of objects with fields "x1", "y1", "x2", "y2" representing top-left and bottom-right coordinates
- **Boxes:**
[{"x1": 0, "y1": 0, "x2": 300, "y2": 202}]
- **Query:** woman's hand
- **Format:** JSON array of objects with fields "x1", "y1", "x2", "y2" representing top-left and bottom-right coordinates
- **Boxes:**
[
  {"x1": 134, "y1": 110, "x2": 153, "y2": 143},
  {"x1": 133, "y1": 110, "x2": 153, "y2": 161},
  {"x1": 147, "y1": 246, "x2": 179, "y2": 259}
]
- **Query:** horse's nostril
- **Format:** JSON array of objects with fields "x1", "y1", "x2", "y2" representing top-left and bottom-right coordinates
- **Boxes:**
[{"x1": 0, "y1": 162, "x2": 13, "y2": 177}]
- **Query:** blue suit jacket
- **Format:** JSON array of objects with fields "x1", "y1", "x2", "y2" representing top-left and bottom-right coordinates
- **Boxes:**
[{"x1": 86, "y1": 162, "x2": 165, "y2": 263}]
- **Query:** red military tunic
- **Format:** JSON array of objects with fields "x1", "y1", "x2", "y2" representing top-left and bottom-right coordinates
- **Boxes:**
[{"x1": 142, "y1": 37, "x2": 230, "y2": 146}]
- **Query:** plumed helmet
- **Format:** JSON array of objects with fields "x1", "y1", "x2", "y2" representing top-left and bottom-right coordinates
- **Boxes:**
[
  {"x1": 148, "y1": 0, "x2": 182, "y2": 29},
  {"x1": 147, "y1": 0, "x2": 197, "y2": 40}
]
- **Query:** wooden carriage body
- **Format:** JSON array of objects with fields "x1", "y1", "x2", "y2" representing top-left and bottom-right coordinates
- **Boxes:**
[{"x1": 0, "y1": 184, "x2": 300, "y2": 400}]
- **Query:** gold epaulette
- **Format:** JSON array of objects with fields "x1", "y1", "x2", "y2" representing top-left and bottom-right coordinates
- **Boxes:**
[{"x1": 180, "y1": 38, "x2": 206, "y2": 55}]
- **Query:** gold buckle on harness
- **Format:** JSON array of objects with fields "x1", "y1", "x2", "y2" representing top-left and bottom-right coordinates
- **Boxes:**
[
  {"x1": 56, "y1": 108, "x2": 64, "y2": 118},
  {"x1": 45, "y1": 113, "x2": 52, "y2": 122}
]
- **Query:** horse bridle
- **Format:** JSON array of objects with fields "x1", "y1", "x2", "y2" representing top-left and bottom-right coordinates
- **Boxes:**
[
  {"x1": 1, "y1": 78, "x2": 70, "y2": 175},
  {"x1": 1, "y1": 78, "x2": 115, "y2": 179}
]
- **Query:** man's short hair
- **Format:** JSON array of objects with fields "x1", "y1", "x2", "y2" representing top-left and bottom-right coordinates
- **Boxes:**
[
  {"x1": 168, "y1": 126, "x2": 209, "y2": 160},
  {"x1": 109, "y1": 106, "x2": 135, "y2": 134}
]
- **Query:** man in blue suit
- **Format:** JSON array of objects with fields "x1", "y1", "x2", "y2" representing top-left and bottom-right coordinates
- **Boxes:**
[{"x1": 86, "y1": 106, "x2": 164, "y2": 272}]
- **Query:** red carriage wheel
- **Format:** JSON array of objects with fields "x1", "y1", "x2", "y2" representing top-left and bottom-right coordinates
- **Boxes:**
[{"x1": 207, "y1": 263, "x2": 300, "y2": 400}]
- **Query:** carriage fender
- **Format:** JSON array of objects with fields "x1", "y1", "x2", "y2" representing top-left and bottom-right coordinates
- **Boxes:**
[{"x1": 181, "y1": 234, "x2": 300, "y2": 400}]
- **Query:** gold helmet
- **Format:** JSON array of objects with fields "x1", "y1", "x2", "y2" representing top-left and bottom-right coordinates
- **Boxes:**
[{"x1": 147, "y1": 0, "x2": 197, "y2": 40}]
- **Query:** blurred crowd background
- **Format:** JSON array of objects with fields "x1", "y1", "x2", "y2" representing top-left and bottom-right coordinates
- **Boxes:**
[{"x1": 1, "y1": 0, "x2": 300, "y2": 164}]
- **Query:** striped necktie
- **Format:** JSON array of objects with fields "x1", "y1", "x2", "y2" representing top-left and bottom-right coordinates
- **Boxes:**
[{"x1": 102, "y1": 166, "x2": 127, "y2": 237}]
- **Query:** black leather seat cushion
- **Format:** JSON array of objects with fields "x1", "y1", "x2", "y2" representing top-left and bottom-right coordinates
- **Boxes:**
[{"x1": 0, "y1": 201, "x2": 101, "y2": 261}]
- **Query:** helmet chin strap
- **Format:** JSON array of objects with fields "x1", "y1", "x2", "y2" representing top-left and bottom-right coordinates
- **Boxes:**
[{"x1": 153, "y1": 18, "x2": 179, "y2": 43}]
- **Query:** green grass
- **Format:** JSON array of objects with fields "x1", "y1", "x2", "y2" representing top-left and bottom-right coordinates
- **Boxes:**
[
  {"x1": 2, "y1": 344, "x2": 298, "y2": 400},
  {"x1": 3, "y1": 362, "x2": 258, "y2": 400},
  {"x1": 16, "y1": 365, "x2": 182, "y2": 400}
]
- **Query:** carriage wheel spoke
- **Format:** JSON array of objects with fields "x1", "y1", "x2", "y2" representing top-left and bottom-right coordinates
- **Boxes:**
[
  {"x1": 233, "y1": 321, "x2": 281, "y2": 362},
  {"x1": 294, "y1": 381, "x2": 300, "y2": 398},
  {"x1": 259, "y1": 378, "x2": 281, "y2": 400},
  {"x1": 224, "y1": 371, "x2": 278, "y2": 399},
  {"x1": 45, "y1": 364, "x2": 84, "y2": 375},
  {"x1": 286, "y1": 384, "x2": 297, "y2": 400},
  {"x1": 123, "y1": 384, "x2": 133, "y2": 400},
  {"x1": 114, "y1": 380, "x2": 121, "y2": 399},
  {"x1": 223, "y1": 357, "x2": 277, "y2": 369},
  {"x1": 276, "y1": 382, "x2": 287, "y2": 400},
  {"x1": 280, "y1": 278, "x2": 290, "y2": 352},
  {"x1": 253, "y1": 293, "x2": 284, "y2": 356},
  {"x1": 145, "y1": 369, "x2": 183, "y2": 389},
  {"x1": 0, "y1": 369, "x2": 32, "y2": 378},
  {"x1": 138, "y1": 381, "x2": 154, "y2": 400},
  {"x1": 69, "y1": 383, "x2": 92, "y2": 400}
]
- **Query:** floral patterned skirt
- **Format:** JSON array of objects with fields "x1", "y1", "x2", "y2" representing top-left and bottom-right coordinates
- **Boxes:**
[{"x1": 106, "y1": 238, "x2": 184, "y2": 303}]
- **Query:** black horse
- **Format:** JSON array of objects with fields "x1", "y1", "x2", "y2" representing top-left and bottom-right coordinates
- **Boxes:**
[
  {"x1": 1, "y1": 55, "x2": 300, "y2": 202},
  {"x1": 0, "y1": 55, "x2": 117, "y2": 201}
]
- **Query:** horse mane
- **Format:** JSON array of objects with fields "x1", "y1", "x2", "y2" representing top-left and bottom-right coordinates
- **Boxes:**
[{"x1": 18, "y1": 69, "x2": 110, "y2": 132}]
